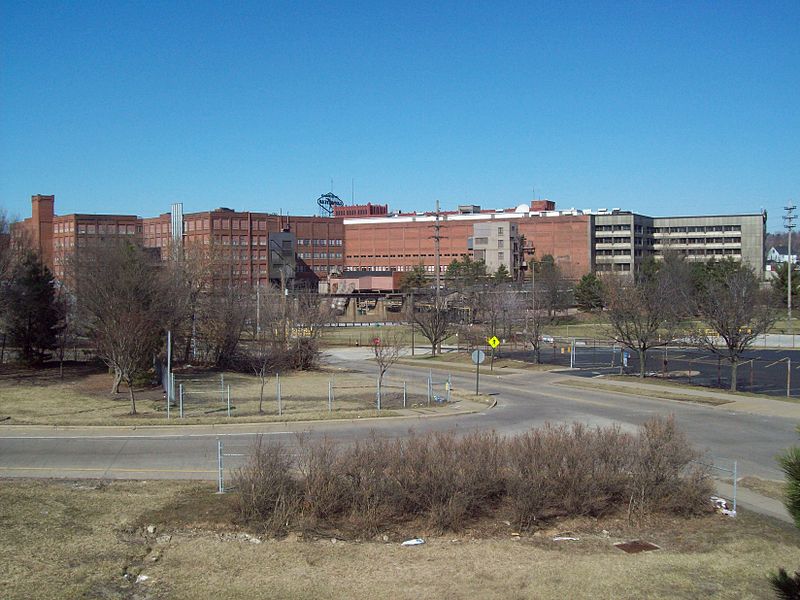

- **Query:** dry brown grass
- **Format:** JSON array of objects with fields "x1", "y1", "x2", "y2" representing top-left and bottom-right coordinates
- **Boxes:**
[
  {"x1": 2, "y1": 478, "x2": 800, "y2": 600},
  {"x1": 0, "y1": 363, "x2": 444, "y2": 425},
  {"x1": 553, "y1": 378, "x2": 734, "y2": 406}
]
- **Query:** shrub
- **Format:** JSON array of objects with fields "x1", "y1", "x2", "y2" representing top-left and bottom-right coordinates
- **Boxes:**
[
  {"x1": 628, "y1": 416, "x2": 712, "y2": 518},
  {"x1": 232, "y1": 418, "x2": 712, "y2": 536},
  {"x1": 232, "y1": 438, "x2": 299, "y2": 532}
]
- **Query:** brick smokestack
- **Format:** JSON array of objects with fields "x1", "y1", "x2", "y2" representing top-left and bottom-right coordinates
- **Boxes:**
[{"x1": 31, "y1": 194, "x2": 55, "y2": 269}]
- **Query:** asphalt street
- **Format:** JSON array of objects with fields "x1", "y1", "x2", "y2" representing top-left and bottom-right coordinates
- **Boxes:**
[{"x1": 1, "y1": 347, "x2": 798, "y2": 491}]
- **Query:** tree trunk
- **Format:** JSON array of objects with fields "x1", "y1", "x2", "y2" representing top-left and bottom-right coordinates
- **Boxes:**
[
  {"x1": 111, "y1": 368, "x2": 122, "y2": 395},
  {"x1": 730, "y1": 360, "x2": 738, "y2": 392},
  {"x1": 127, "y1": 378, "x2": 137, "y2": 415},
  {"x1": 533, "y1": 343, "x2": 541, "y2": 364},
  {"x1": 638, "y1": 349, "x2": 646, "y2": 378},
  {"x1": 259, "y1": 375, "x2": 265, "y2": 413}
]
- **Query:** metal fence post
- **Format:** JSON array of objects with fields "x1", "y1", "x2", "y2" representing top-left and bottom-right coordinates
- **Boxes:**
[
  {"x1": 277, "y1": 373, "x2": 282, "y2": 416},
  {"x1": 447, "y1": 373, "x2": 452, "y2": 402},
  {"x1": 166, "y1": 379, "x2": 171, "y2": 420},
  {"x1": 179, "y1": 383, "x2": 184, "y2": 418},
  {"x1": 788, "y1": 358, "x2": 792, "y2": 398},
  {"x1": 733, "y1": 460, "x2": 738, "y2": 515},
  {"x1": 427, "y1": 373, "x2": 432, "y2": 405},
  {"x1": 328, "y1": 380, "x2": 333, "y2": 412},
  {"x1": 227, "y1": 384, "x2": 231, "y2": 417},
  {"x1": 403, "y1": 381, "x2": 407, "y2": 408},
  {"x1": 217, "y1": 438, "x2": 224, "y2": 493}
]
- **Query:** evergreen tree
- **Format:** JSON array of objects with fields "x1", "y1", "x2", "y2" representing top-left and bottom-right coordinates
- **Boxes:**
[
  {"x1": 770, "y1": 442, "x2": 800, "y2": 597},
  {"x1": 772, "y1": 262, "x2": 800, "y2": 307},
  {"x1": 399, "y1": 264, "x2": 428, "y2": 291},
  {"x1": 574, "y1": 272, "x2": 605, "y2": 312},
  {"x1": 1, "y1": 250, "x2": 61, "y2": 365},
  {"x1": 493, "y1": 264, "x2": 510, "y2": 283}
]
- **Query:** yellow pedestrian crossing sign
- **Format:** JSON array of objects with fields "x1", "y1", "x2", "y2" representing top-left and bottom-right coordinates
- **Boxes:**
[{"x1": 487, "y1": 336, "x2": 500, "y2": 349}]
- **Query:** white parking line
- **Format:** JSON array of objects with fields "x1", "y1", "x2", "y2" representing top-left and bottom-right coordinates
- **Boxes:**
[{"x1": 0, "y1": 431, "x2": 296, "y2": 440}]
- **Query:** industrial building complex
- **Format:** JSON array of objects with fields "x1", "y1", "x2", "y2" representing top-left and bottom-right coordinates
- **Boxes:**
[{"x1": 15, "y1": 194, "x2": 766, "y2": 290}]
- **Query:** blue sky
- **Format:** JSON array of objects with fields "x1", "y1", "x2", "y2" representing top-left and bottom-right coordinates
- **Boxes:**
[{"x1": 1, "y1": 1, "x2": 798, "y2": 230}]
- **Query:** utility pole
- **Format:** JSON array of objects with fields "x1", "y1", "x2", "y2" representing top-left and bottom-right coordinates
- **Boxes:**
[
  {"x1": 433, "y1": 199, "x2": 442, "y2": 298},
  {"x1": 785, "y1": 204, "x2": 796, "y2": 343}
]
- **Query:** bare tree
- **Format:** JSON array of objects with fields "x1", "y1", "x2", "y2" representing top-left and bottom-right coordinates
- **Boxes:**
[
  {"x1": 372, "y1": 331, "x2": 405, "y2": 402},
  {"x1": 163, "y1": 241, "x2": 216, "y2": 363},
  {"x1": 693, "y1": 264, "x2": 776, "y2": 391},
  {"x1": 76, "y1": 241, "x2": 173, "y2": 414},
  {"x1": 407, "y1": 293, "x2": 454, "y2": 357},
  {"x1": 535, "y1": 255, "x2": 568, "y2": 321},
  {"x1": 521, "y1": 287, "x2": 548, "y2": 363},
  {"x1": 196, "y1": 283, "x2": 251, "y2": 368},
  {"x1": 604, "y1": 270, "x2": 682, "y2": 378}
]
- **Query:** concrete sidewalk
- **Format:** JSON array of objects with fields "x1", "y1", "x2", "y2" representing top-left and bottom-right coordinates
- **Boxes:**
[
  {"x1": 583, "y1": 375, "x2": 800, "y2": 421},
  {"x1": 715, "y1": 480, "x2": 792, "y2": 524}
]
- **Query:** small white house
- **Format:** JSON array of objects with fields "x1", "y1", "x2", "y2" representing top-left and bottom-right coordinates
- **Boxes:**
[{"x1": 767, "y1": 246, "x2": 798, "y2": 264}]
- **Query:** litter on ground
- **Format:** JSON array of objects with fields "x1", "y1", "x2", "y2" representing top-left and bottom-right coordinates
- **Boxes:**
[{"x1": 401, "y1": 538, "x2": 425, "y2": 546}]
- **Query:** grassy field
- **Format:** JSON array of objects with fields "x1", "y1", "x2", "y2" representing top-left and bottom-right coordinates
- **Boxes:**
[
  {"x1": 603, "y1": 374, "x2": 800, "y2": 404},
  {"x1": 553, "y1": 378, "x2": 735, "y2": 406},
  {"x1": 1, "y1": 478, "x2": 799, "y2": 599},
  {"x1": 0, "y1": 362, "x2": 444, "y2": 426}
]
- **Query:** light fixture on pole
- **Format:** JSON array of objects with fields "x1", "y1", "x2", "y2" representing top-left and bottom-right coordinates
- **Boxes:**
[{"x1": 784, "y1": 204, "x2": 796, "y2": 342}]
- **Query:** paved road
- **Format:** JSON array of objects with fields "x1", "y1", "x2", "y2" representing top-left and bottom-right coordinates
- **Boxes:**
[{"x1": 1, "y1": 347, "x2": 798, "y2": 491}]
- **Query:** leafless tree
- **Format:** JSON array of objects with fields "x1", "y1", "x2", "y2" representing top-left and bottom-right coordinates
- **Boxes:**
[
  {"x1": 535, "y1": 256, "x2": 568, "y2": 321},
  {"x1": 407, "y1": 293, "x2": 454, "y2": 357},
  {"x1": 372, "y1": 331, "x2": 405, "y2": 402},
  {"x1": 53, "y1": 285, "x2": 78, "y2": 378},
  {"x1": 521, "y1": 287, "x2": 549, "y2": 363},
  {"x1": 163, "y1": 241, "x2": 216, "y2": 363},
  {"x1": 196, "y1": 283, "x2": 251, "y2": 368},
  {"x1": 604, "y1": 270, "x2": 682, "y2": 378},
  {"x1": 75, "y1": 241, "x2": 173, "y2": 414},
  {"x1": 692, "y1": 264, "x2": 776, "y2": 391}
]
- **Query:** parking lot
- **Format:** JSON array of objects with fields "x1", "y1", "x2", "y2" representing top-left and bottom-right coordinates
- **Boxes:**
[{"x1": 503, "y1": 342, "x2": 800, "y2": 397}]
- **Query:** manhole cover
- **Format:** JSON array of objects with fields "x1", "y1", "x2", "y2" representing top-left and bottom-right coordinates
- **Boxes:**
[{"x1": 614, "y1": 540, "x2": 660, "y2": 554}]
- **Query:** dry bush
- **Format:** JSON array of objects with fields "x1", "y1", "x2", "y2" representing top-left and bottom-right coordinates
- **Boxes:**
[
  {"x1": 298, "y1": 437, "x2": 353, "y2": 523},
  {"x1": 232, "y1": 438, "x2": 299, "y2": 532},
  {"x1": 234, "y1": 418, "x2": 712, "y2": 536},
  {"x1": 389, "y1": 431, "x2": 505, "y2": 531},
  {"x1": 628, "y1": 416, "x2": 712, "y2": 517},
  {"x1": 505, "y1": 423, "x2": 635, "y2": 527}
]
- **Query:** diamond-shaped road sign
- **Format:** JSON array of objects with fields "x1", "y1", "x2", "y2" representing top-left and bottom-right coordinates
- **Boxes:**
[{"x1": 487, "y1": 336, "x2": 500, "y2": 349}]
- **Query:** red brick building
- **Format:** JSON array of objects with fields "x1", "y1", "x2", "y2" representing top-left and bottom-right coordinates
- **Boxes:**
[
  {"x1": 16, "y1": 195, "x2": 142, "y2": 281},
  {"x1": 342, "y1": 201, "x2": 593, "y2": 280},
  {"x1": 16, "y1": 195, "x2": 343, "y2": 288}
]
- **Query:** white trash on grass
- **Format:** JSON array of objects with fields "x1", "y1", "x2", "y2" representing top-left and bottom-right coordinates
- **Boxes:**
[{"x1": 401, "y1": 538, "x2": 425, "y2": 546}]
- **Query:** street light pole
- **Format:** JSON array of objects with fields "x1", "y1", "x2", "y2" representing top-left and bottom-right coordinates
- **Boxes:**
[{"x1": 785, "y1": 204, "x2": 796, "y2": 343}]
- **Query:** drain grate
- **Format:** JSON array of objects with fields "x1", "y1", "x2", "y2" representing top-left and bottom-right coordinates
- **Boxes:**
[{"x1": 614, "y1": 540, "x2": 660, "y2": 554}]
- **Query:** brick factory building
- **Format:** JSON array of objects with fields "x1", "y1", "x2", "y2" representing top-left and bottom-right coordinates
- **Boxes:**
[
  {"x1": 16, "y1": 195, "x2": 343, "y2": 288},
  {"x1": 342, "y1": 200, "x2": 593, "y2": 280},
  {"x1": 14, "y1": 194, "x2": 766, "y2": 289}
]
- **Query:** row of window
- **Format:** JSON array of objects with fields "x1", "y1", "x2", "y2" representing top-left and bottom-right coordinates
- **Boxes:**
[
  {"x1": 296, "y1": 239, "x2": 343, "y2": 246},
  {"x1": 296, "y1": 252, "x2": 343, "y2": 259}
]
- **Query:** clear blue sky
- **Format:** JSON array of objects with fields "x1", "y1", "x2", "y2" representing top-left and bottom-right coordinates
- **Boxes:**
[{"x1": 1, "y1": 1, "x2": 798, "y2": 230}]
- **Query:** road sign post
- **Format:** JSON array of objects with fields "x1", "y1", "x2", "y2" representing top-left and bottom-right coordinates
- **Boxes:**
[{"x1": 472, "y1": 349, "x2": 486, "y2": 395}]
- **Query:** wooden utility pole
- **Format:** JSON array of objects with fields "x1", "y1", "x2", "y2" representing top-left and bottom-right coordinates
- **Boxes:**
[{"x1": 433, "y1": 199, "x2": 442, "y2": 298}]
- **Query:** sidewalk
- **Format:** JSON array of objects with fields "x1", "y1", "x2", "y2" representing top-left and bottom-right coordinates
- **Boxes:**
[
  {"x1": 715, "y1": 480, "x2": 792, "y2": 524},
  {"x1": 580, "y1": 375, "x2": 800, "y2": 420}
]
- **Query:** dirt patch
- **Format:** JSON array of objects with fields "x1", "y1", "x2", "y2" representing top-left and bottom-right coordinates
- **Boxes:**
[{"x1": 3, "y1": 478, "x2": 800, "y2": 600}]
